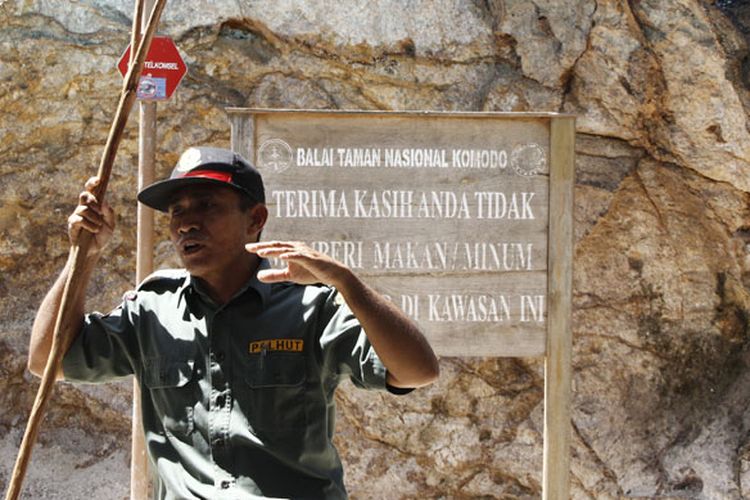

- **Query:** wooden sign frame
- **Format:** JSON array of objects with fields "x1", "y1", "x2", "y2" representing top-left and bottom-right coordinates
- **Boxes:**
[{"x1": 227, "y1": 109, "x2": 574, "y2": 499}]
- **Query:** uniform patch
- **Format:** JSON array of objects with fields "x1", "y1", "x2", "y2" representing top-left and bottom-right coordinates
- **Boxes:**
[{"x1": 249, "y1": 339, "x2": 304, "y2": 354}]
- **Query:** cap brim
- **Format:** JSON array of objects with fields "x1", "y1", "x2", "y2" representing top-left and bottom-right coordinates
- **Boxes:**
[{"x1": 137, "y1": 177, "x2": 238, "y2": 212}]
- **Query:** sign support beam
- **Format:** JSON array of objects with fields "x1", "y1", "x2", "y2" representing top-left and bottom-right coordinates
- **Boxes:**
[{"x1": 543, "y1": 116, "x2": 575, "y2": 500}]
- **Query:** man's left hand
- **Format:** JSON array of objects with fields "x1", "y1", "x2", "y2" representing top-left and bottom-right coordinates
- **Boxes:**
[{"x1": 245, "y1": 241, "x2": 351, "y2": 288}]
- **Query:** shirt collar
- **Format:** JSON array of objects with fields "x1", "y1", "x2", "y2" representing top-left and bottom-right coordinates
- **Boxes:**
[
  {"x1": 179, "y1": 259, "x2": 272, "y2": 308},
  {"x1": 245, "y1": 258, "x2": 272, "y2": 307}
]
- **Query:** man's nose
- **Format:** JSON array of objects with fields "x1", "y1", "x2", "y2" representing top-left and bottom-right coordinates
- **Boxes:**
[{"x1": 174, "y1": 212, "x2": 201, "y2": 234}]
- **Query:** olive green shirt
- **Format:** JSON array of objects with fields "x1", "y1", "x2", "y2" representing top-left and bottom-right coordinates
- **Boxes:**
[{"x1": 62, "y1": 261, "x2": 390, "y2": 499}]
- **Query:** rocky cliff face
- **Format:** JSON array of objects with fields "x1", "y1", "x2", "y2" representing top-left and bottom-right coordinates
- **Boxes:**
[{"x1": 1, "y1": 0, "x2": 749, "y2": 498}]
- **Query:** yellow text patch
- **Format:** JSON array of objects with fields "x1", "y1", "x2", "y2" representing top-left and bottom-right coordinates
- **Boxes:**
[{"x1": 249, "y1": 339, "x2": 304, "y2": 354}]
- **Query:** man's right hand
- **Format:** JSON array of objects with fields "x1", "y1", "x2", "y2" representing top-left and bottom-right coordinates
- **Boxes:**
[{"x1": 68, "y1": 176, "x2": 115, "y2": 255}]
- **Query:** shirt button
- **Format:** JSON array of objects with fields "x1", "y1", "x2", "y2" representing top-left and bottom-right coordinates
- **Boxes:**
[{"x1": 220, "y1": 480, "x2": 230, "y2": 489}]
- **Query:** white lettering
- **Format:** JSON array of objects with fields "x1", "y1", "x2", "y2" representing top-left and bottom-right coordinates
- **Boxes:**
[
  {"x1": 337, "y1": 148, "x2": 381, "y2": 167},
  {"x1": 400, "y1": 294, "x2": 420, "y2": 320},
  {"x1": 297, "y1": 148, "x2": 334, "y2": 167},
  {"x1": 372, "y1": 241, "x2": 533, "y2": 271},
  {"x1": 520, "y1": 295, "x2": 545, "y2": 322},
  {"x1": 474, "y1": 192, "x2": 536, "y2": 220},
  {"x1": 310, "y1": 241, "x2": 363, "y2": 269},
  {"x1": 290, "y1": 148, "x2": 511, "y2": 170},
  {"x1": 275, "y1": 190, "x2": 536, "y2": 219},
  {"x1": 416, "y1": 191, "x2": 470, "y2": 219},
  {"x1": 451, "y1": 149, "x2": 507, "y2": 169},
  {"x1": 383, "y1": 148, "x2": 449, "y2": 168},
  {"x1": 270, "y1": 190, "x2": 349, "y2": 218},
  {"x1": 353, "y1": 190, "x2": 414, "y2": 218},
  {"x1": 428, "y1": 294, "x2": 510, "y2": 322},
  {"x1": 144, "y1": 61, "x2": 179, "y2": 70}
]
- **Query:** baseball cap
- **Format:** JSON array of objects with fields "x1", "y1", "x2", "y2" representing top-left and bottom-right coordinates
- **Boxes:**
[{"x1": 137, "y1": 147, "x2": 265, "y2": 212}]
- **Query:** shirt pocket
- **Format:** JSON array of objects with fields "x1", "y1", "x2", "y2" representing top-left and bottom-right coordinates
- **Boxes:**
[
  {"x1": 243, "y1": 353, "x2": 307, "y2": 432},
  {"x1": 143, "y1": 357, "x2": 196, "y2": 437}
]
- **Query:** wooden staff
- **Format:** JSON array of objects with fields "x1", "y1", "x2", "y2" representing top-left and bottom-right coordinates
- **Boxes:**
[
  {"x1": 130, "y1": 0, "x2": 145, "y2": 56},
  {"x1": 4, "y1": 1, "x2": 168, "y2": 498}
]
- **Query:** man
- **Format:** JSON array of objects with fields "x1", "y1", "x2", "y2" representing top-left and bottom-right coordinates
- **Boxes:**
[{"x1": 28, "y1": 147, "x2": 439, "y2": 499}]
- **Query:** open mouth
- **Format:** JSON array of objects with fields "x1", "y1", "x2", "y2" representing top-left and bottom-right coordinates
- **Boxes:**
[{"x1": 181, "y1": 240, "x2": 205, "y2": 255}]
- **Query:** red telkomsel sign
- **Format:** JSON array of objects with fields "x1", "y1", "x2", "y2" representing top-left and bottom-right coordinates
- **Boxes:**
[{"x1": 118, "y1": 36, "x2": 187, "y2": 100}]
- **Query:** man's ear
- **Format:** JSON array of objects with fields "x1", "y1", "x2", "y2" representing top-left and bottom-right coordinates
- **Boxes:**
[{"x1": 247, "y1": 203, "x2": 268, "y2": 237}]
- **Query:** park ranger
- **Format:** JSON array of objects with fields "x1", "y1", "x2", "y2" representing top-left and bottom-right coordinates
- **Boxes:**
[{"x1": 28, "y1": 147, "x2": 440, "y2": 499}]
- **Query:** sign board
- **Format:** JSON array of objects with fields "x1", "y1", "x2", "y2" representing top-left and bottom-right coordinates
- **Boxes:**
[
  {"x1": 227, "y1": 109, "x2": 575, "y2": 499},
  {"x1": 118, "y1": 36, "x2": 187, "y2": 100},
  {"x1": 227, "y1": 109, "x2": 573, "y2": 358}
]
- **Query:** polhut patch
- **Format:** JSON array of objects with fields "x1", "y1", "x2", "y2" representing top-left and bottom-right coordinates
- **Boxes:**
[{"x1": 249, "y1": 339, "x2": 304, "y2": 354}]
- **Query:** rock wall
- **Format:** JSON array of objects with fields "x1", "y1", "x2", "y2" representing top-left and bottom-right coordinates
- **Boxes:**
[{"x1": 1, "y1": 0, "x2": 749, "y2": 498}]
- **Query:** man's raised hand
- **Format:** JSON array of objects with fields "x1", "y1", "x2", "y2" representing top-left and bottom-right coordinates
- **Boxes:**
[
  {"x1": 67, "y1": 176, "x2": 115, "y2": 255},
  {"x1": 246, "y1": 241, "x2": 352, "y2": 288}
]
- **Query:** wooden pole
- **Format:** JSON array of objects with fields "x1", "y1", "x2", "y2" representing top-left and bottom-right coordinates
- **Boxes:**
[
  {"x1": 130, "y1": 0, "x2": 156, "y2": 496},
  {"x1": 3, "y1": 2, "x2": 168, "y2": 499},
  {"x1": 543, "y1": 116, "x2": 575, "y2": 500},
  {"x1": 130, "y1": 1, "x2": 157, "y2": 496},
  {"x1": 129, "y1": 112, "x2": 156, "y2": 499}
]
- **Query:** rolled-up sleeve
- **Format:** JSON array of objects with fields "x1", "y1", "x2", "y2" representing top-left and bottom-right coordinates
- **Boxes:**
[{"x1": 62, "y1": 301, "x2": 138, "y2": 383}]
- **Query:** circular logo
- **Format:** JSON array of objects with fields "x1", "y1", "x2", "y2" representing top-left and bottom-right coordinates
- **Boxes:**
[
  {"x1": 258, "y1": 139, "x2": 293, "y2": 173},
  {"x1": 511, "y1": 143, "x2": 547, "y2": 177},
  {"x1": 137, "y1": 76, "x2": 158, "y2": 98},
  {"x1": 176, "y1": 148, "x2": 204, "y2": 173}
]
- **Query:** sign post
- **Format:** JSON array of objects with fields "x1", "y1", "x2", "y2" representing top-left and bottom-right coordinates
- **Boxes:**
[
  {"x1": 118, "y1": 27, "x2": 187, "y2": 500},
  {"x1": 544, "y1": 116, "x2": 575, "y2": 499},
  {"x1": 227, "y1": 109, "x2": 575, "y2": 497}
]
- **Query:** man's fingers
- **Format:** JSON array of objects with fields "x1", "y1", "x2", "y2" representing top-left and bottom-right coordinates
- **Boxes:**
[
  {"x1": 69, "y1": 213, "x2": 102, "y2": 234},
  {"x1": 78, "y1": 217, "x2": 104, "y2": 234},
  {"x1": 249, "y1": 248, "x2": 315, "y2": 268},
  {"x1": 78, "y1": 190, "x2": 102, "y2": 214},
  {"x1": 79, "y1": 204, "x2": 106, "y2": 226},
  {"x1": 69, "y1": 199, "x2": 109, "y2": 234},
  {"x1": 84, "y1": 176, "x2": 101, "y2": 191},
  {"x1": 246, "y1": 242, "x2": 301, "y2": 257},
  {"x1": 68, "y1": 176, "x2": 114, "y2": 252},
  {"x1": 256, "y1": 268, "x2": 291, "y2": 283},
  {"x1": 277, "y1": 251, "x2": 309, "y2": 262},
  {"x1": 251, "y1": 240, "x2": 304, "y2": 247},
  {"x1": 248, "y1": 241, "x2": 340, "y2": 285},
  {"x1": 245, "y1": 241, "x2": 305, "y2": 254}
]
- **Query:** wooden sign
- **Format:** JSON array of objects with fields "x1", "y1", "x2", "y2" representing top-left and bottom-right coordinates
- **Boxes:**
[
  {"x1": 228, "y1": 110, "x2": 572, "y2": 358},
  {"x1": 227, "y1": 109, "x2": 575, "y2": 500}
]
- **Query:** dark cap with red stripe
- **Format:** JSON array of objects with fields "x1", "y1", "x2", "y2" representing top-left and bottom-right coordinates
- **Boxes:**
[{"x1": 137, "y1": 147, "x2": 265, "y2": 212}]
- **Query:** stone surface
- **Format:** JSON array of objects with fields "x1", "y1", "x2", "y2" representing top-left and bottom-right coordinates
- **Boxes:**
[
  {"x1": 1, "y1": 0, "x2": 750, "y2": 498},
  {"x1": 565, "y1": 0, "x2": 750, "y2": 190}
]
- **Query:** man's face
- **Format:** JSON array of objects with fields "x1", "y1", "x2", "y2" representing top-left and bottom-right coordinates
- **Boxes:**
[{"x1": 168, "y1": 184, "x2": 260, "y2": 279}]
